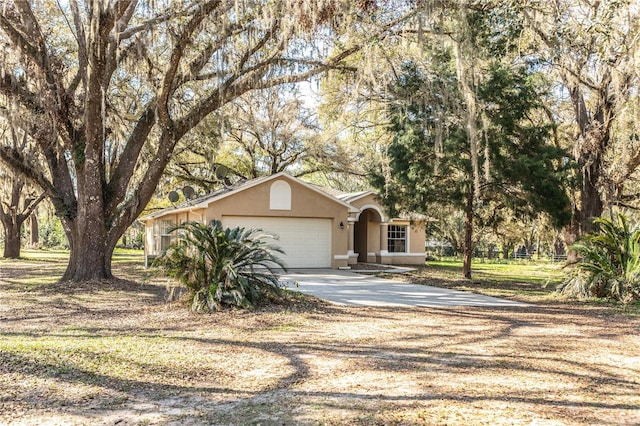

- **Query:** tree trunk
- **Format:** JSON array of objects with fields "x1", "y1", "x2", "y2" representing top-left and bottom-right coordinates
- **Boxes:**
[
  {"x1": 61, "y1": 236, "x2": 114, "y2": 282},
  {"x1": 563, "y1": 223, "x2": 579, "y2": 263},
  {"x1": 1, "y1": 178, "x2": 24, "y2": 258},
  {"x1": 463, "y1": 189, "x2": 473, "y2": 280},
  {"x1": 61, "y1": 214, "x2": 114, "y2": 282},
  {"x1": 62, "y1": 242, "x2": 113, "y2": 282},
  {"x1": 564, "y1": 151, "x2": 606, "y2": 263},
  {"x1": 3, "y1": 222, "x2": 21, "y2": 258},
  {"x1": 0, "y1": 178, "x2": 44, "y2": 258},
  {"x1": 579, "y1": 167, "x2": 604, "y2": 235},
  {"x1": 0, "y1": 1, "x2": 366, "y2": 284},
  {"x1": 487, "y1": 243, "x2": 496, "y2": 259},
  {"x1": 563, "y1": 82, "x2": 609, "y2": 254},
  {"x1": 30, "y1": 214, "x2": 39, "y2": 245},
  {"x1": 524, "y1": 238, "x2": 535, "y2": 257}
]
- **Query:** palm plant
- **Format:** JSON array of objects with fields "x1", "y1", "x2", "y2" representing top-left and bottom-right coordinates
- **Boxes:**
[
  {"x1": 156, "y1": 220, "x2": 287, "y2": 312},
  {"x1": 560, "y1": 213, "x2": 640, "y2": 303}
]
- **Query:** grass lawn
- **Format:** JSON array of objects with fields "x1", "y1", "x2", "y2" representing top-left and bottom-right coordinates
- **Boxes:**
[
  {"x1": 397, "y1": 259, "x2": 570, "y2": 303},
  {"x1": 1, "y1": 251, "x2": 639, "y2": 425}
]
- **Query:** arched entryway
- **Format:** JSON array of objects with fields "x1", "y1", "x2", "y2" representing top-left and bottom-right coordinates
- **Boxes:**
[{"x1": 354, "y1": 208, "x2": 383, "y2": 263}]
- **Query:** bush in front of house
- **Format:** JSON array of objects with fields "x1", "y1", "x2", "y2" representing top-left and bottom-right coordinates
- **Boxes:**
[
  {"x1": 560, "y1": 213, "x2": 640, "y2": 304},
  {"x1": 156, "y1": 220, "x2": 287, "y2": 312}
]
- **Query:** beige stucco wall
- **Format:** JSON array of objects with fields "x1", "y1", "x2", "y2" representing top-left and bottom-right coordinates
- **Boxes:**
[
  {"x1": 205, "y1": 178, "x2": 349, "y2": 268},
  {"x1": 365, "y1": 212, "x2": 381, "y2": 263},
  {"x1": 204, "y1": 178, "x2": 345, "y2": 220},
  {"x1": 144, "y1": 208, "x2": 206, "y2": 261},
  {"x1": 142, "y1": 177, "x2": 349, "y2": 268},
  {"x1": 349, "y1": 193, "x2": 426, "y2": 266},
  {"x1": 144, "y1": 220, "x2": 154, "y2": 259},
  {"x1": 409, "y1": 222, "x2": 426, "y2": 253},
  {"x1": 144, "y1": 176, "x2": 425, "y2": 268},
  {"x1": 349, "y1": 193, "x2": 387, "y2": 221},
  {"x1": 386, "y1": 219, "x2": 427, "y2": 265}
]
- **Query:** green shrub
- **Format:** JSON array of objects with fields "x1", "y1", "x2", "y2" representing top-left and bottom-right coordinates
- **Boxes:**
[
  {"x1": 155, "y1": 220, "x2": 287, "y2": 312},
  {"x1": 560, "y1": 213, "x2": 640, "y2": 304},
  {"x1": 40, "y1": 217, "x2": 68, "y2": 249}
]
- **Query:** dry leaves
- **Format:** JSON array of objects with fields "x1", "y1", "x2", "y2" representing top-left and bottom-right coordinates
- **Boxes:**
[{"x1": 0, "y1": 258, "x2": 638, "y2": 425}]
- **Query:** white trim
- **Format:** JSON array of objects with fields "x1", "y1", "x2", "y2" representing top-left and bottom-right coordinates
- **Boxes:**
[
  {"x1": 367, "y1": 252, "x2": 376, "y2": 256},
  {"x1": 333, "y1": 254, "x2": 349, "y2": 260},
  {"x1": 387, "y1": 252, "x2": 426, "y2": 257},
  {"x1": 379, "y1": 250, "x2": 389, "y2": 255},
  {"x1": 387, "y1": 223, "x2": 409, "y2": 254},
  {"x1": 356, "y1": 204, "x2": 386, "y2": 222}
]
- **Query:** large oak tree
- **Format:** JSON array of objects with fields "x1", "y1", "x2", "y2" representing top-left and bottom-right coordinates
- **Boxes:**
[
  {"x1": 0, "y1": 0, "x2": 398, "y2": 281},
  {"x1": 0, "y1": 120, "x2": 45, "y2": 258},
  {"x1": 523, "y1": 0, "x2": 640, "y2": 242},
  {"x1": 0, "y1": 170, "x2": 44, "y2": 258}
]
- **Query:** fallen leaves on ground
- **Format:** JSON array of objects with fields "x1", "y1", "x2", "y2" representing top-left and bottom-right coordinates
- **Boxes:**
[{"x1": 0, "y1": 259, "x2": 638, "y2": 425}]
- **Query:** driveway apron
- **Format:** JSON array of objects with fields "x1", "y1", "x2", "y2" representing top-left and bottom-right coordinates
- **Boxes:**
[{"x1": 281, "y1": 269, "x2": 530, "y2": 308}]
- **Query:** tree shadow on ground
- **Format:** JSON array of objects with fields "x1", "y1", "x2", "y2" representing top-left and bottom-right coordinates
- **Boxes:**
[{"x1": 1, "y1": 303, "x2": 638, "y2": 425}]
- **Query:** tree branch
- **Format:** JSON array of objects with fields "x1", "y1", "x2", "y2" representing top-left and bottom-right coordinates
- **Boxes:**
[
  {"x1": 0, "y1": 13, "x2": 41, "y2": 65},
  {"x1": 18, "y1": 192, "x2": 46, "y2": 223},
  {"x1": 0, "y1": 145, "x2": 55, "y2": 198},
  {"x1": 158, "y1": 0, "x2": 222, "y2": 129},
  {"x1": 0, "y1": 75, "x2": 44, "y2": 113},
  {"x1": 66, "y1": 0, "x2": 88, "y2": 95},
  {"x1": 105, "y1": 105, "x2": 156, "y2": 215}
]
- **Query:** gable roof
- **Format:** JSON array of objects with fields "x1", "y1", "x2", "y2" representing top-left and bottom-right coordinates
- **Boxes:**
[
  {"x1": 140, "y1": 172, "x2": 358, "y2": 221},
  {"x1": 335, "y1": 190, "x2": 377, "y2": 203}
]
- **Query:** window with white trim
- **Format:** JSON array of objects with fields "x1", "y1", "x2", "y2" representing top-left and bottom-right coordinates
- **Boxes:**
[
  {"x1": 160, "y1": 219, "x2": 174, "y2": 252},
  {"x1": 388, "y1": 225, "x2": 407, "y2": 253}
]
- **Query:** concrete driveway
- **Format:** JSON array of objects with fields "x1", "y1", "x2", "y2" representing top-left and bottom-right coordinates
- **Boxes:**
[{"x1": 281, "y1": 269, "x2": 530, "y2": 308}]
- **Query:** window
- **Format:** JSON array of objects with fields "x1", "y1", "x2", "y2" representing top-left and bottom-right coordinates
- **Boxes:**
[
  {"x1": 388, "y1": 225, "x2": 407, "y2": 253},
  {"x1": 161, "y1": 219, "x2": 174, "y2": 235},
  {"x1": 269, "y1": 180, "x2": 291, "y2": 210},
  {"x1": 160, "y1": 219, "x2": 174, "y2": 252},
  {"x1": 152, "y1": 221, "x2": 160, "y2": 254}
]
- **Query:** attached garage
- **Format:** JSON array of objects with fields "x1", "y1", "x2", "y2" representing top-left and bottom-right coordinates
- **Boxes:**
[{"x1": 221, "y1": 216, "x2": 332, "y2": 268}]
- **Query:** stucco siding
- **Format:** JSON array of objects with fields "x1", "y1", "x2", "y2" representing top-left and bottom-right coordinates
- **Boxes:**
[
  {"x1": 142, "y1": 173, "x2": 422, "y2": 268},
  {"x1": 201, "y1": 177, "x2": 349, "y2": 268}
]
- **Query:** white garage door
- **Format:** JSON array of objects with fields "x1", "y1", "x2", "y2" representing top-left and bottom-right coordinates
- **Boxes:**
[{"x1": 221, "y1": 216, "x2": 332, "y2": 268}]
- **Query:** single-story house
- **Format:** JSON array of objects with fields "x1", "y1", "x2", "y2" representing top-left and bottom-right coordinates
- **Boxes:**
[{"x1": 140, "y1": 172, "x2": 426, "y2": 269}]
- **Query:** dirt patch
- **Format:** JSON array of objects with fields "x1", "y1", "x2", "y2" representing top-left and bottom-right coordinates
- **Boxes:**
[{"x1": 1, "y1": 259, "x2": 639, "y2": 425}]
